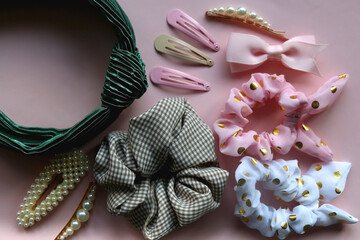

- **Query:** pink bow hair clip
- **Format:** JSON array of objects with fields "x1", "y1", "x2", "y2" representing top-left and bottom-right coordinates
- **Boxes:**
[
  {"x1": 150, "y1": 66, "x2": 211, "y2": 91},
  {"x1": 167, "y1": 9, "x2": 220, "y2": 52},
  {"x1": 227, "y1": 33, "x2": 327, "y2": 76}
]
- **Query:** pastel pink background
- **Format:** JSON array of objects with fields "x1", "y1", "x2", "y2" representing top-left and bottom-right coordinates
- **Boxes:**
[{"x1": 0, "y1": 0, "x2": 359, "y2": 239}]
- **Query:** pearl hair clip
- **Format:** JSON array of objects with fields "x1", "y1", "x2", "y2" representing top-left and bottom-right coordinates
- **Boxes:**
[
  {"x1": 167, "y1": 9, "x2": 220, "y2": 51},
  {"x1": 206, "y1": 6, "x2": 287, "y2": 39},
  {"x1": 55, "y1": 182, "x2": 96, "y2": 240},
  {"x1": 154, "y1": 34, "x2": 214, "y2": 66},
  {"x1": 16, "y1": 149, "x2": 89, "y2": 228},
  {"x1": 150, "y1": 66, "x2": 211, "y2": 91}
]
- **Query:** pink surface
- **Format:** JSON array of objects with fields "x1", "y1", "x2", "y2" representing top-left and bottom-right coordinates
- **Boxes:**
[{"x1": 0, "y1": 0, "x2": 359, "y2": 240}]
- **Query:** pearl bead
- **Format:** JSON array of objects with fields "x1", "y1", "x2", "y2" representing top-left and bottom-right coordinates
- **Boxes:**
[
  {"x1": 76, "y1": 209, "x2": 89, "y2": 222},
  {"x1": 41, "y1": 211, "x2": 47, "y2": 217},
  {"x1": 58, "y1": 196, "x2": 64, "y2": 201},
  {"x1": 257, "y1": 16, "x2": 264, "y2": 23},
  {"x1": 218, "y1": 7, "x2": 225, "y2": 12},
  {"x1": 248, "y1": 11, "x2": 257, "y2": 19},
  {"x1": 236, "y1": 7, "x2": 247, "y2": 16},
  {"x1": 70, "y1": 219, "x2": 81, "y2": 230},
  {"x1": 87, "y1": 193, "x2": 95, "y2": 201},
  {"x1": 66, "y1": 227, "x2": 74, "y2": 236},
  {"x1": 82, "y1": 200, "x2": 93, "y2": 211},
  {"x1": 226, "y1": 6, "x2": 235, "y2": 14}
]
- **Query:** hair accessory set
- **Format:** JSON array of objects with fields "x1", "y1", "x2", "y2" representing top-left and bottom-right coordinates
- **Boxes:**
[{"x1": 0, "y1": 1, "x2": 356, "y2": 240}]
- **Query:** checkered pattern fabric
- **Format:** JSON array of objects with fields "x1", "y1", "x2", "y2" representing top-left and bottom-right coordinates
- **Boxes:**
[{"x1": 94, "y1": 98, "x2": 228, "y2": 240}]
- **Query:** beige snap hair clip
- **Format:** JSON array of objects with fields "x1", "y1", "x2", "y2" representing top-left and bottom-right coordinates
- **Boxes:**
[{"x1": 154, "y1": 34, "x2": 214, "y2": 66}]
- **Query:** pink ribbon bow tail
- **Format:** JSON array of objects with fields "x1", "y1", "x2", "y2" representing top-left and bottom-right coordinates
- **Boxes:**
[
  {"x1": 294, "y1": 123, "x2": 333, "y2": 162},
  {"x1": 306, "y1": 74, "x2": 349, "y2": 115},
  {"x1": 226, "y1": 33, "x2": 327, "y2": 75}
]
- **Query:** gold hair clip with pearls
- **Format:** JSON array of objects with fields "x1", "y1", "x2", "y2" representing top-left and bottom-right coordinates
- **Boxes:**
[
  {"x1": 206, "y1": 6, "x2": 287, "y2": 39},
  {"x1": 16, "y1": 149, "x2": 89, "y2": 228},
  {"x1": 55, "y1": 182, "x2": 96, "y2": 240}
]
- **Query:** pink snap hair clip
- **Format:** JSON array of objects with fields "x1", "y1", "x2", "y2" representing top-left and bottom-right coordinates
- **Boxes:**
[
  {"x1": 167, "y1": 9, "x2": 220, "y2": 52},
  {"x1": 150, "y1": 66, "x2": 211, "y2": 91}
]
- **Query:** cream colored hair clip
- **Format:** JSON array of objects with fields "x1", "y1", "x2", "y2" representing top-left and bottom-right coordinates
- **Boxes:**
[
  {"x1": 55, "y1": 182, "x2": 96, "y2": 240},
  {"x1": 16, "y1": 150, "x2": 89, "y2": 228},
  {"x1": 154, "y1": 34, "x2": 214, "y2": 66},
  {"x1": 206, "y1": 6, "x2": 287, "y2": 39}
]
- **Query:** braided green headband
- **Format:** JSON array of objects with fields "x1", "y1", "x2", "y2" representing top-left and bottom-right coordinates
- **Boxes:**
[{"x1": 0, "y1": 0, "x2": 148, "y2": 154}]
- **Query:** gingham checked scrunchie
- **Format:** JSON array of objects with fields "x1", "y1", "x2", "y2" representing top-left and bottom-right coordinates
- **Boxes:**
[{"x1": 94, "y1": 98, "x2": 229, "y2": 240}]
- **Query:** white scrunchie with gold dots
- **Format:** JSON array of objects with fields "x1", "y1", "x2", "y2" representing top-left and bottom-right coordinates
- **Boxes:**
[{"x1": 234, "y1": 156, "x2": 358, "y2": 239}]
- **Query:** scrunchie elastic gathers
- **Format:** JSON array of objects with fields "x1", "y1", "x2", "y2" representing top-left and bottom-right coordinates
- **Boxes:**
[
  {"x1": 214, "y1": 73, "x2": 348, "y2": 162},
  {"x1": 235, "y1": 156, "x2": 358, "y2": 239},
  {"x1": 94, "y1": 98, "x2": 229, "y2": 240},
  {"x1": 0, "y1": 0, "x2": 148, "y2": 154}
]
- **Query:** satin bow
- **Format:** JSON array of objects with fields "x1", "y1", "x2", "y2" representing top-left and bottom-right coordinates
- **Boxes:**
[{"x1": 226, "y1": 33, "x2": 327, "y2": 76}]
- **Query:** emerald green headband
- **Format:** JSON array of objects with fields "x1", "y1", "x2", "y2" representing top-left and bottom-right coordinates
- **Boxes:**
[{"x1": 0, "y1": 0, "x2": 148, "y2": 155}]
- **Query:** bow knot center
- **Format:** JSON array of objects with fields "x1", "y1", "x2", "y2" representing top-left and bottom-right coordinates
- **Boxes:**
[{"x1": 267, "y1": 45, "x2": 283, "y2": 61}]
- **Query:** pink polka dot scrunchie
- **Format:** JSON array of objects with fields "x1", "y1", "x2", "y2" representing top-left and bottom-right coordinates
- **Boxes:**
[{"x1": 214, "y1": 73, "x2": 348, "y2": 162}]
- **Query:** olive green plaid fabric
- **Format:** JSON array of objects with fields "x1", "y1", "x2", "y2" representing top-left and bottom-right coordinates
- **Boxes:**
[{"x1": 94, "y1": 98, "x2": 228, "y2": 240}]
